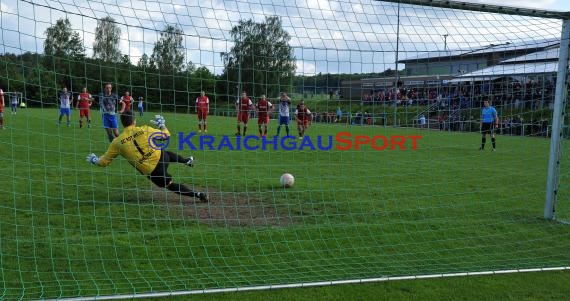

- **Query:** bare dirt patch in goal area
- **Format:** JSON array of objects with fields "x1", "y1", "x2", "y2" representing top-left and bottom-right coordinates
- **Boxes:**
[{"x1": 149, "y1": 186, "x2": 297, "y2": 228}]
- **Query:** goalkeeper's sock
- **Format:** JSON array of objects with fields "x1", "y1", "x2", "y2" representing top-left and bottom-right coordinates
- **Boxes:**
[
  {"x1": 480, "y1": 137, "x2": 486, "y2": 150},
  {"x1": 236, "y1": 125, "x2": 241, "y2": 135},
  {"x1": 164, "y1": 151, "x2": 187, "y2": 164},
  {"x1": 79, "y1": 120, "x2": 83, "y2": 128},
  {"x1": 167, "y1": 183, "x2": 208, "y2": 202},
  {"x1": 243, "y1": 126, "x2": 247, "y2": 136},
  {"x1": 492, "y1": 137, "x2": 496, "y2": 149},
  {"x1": 168, "y1": 183, "x2": 197, "y2": 197}
]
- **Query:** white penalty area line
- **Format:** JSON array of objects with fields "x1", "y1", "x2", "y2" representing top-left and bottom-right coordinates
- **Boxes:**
[{"x1": 37, "y1": 266, "x2": 570, "y2": 301}]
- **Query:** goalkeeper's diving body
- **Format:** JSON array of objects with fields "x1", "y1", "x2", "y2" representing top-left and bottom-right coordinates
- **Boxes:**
[{"x1": 86, "y1": 110, "x2": 208, "y2": 202}]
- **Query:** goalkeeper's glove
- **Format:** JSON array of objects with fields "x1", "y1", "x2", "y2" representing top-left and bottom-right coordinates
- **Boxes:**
[
  {"x1": 86, "y1": 153, "x2": 99, "y2": 165},
  {"x1": 150, "y1": 115, "x2": 166, "y2": 129}
]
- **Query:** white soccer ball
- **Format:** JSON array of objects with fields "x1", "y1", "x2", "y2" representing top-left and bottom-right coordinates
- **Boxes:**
[{"x1": 280, "y1": 173, "x2": 295, "y2": 188}]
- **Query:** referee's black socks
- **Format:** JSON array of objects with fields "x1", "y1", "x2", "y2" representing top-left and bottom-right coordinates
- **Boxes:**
[
  {"x1": 481, "y1": 137, "x2": 486, "y2": 149},
  {"x1": 491, "y1": 137, "x2": 496, "y2": 149}
]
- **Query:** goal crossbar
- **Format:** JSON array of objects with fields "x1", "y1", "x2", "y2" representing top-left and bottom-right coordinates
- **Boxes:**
[{"x1": 378, "y1": 0, "x2": 570, "y2": 19}]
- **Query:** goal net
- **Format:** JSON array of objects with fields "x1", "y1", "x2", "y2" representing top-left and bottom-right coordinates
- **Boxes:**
[{"x1": 0, "y1": 0, "x2": 569, "y2": 299}]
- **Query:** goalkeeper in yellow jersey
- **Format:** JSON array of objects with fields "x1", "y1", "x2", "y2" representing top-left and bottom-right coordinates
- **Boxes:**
[{"x1": 86, "y1": 110, "x2": 208, "y2": 202}]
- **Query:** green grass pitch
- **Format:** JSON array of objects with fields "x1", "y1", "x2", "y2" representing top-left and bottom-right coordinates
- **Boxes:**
[{"x1": 0, "y1": 108, "x2": 569, "y2": 300}]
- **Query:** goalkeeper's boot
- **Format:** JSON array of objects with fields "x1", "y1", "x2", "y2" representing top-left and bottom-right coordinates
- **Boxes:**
[
  {"x1": 197, "y1": 192, "x2": 209, "y2": 202},
  {"x1": 185, "y1": 156, "x2": 194, "y2": 167}
]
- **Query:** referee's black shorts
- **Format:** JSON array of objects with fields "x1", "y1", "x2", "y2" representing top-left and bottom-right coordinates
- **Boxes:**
[{"x1": 481, "y1": 122, "x2": 494, "y2": 135}]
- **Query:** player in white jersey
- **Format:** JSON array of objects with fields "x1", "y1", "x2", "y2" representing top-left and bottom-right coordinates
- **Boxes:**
[
  {"x1": 275, "y1": 92, "x2": 291, "y2": 137},
  {"x1": 58, "y1": 87, "x2": 72, "y2": 127},
  {"x1": 10, "y1": 92, "x2": 19, "y2": 114}
]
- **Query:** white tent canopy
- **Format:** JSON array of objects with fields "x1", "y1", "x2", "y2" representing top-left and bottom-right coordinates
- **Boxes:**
[
  {"x1": 447, "y1": 62, "x2": 558, "y2": 83},
  {"x1": 500, "y1": 48, "x2": 560, "y2": 64}
]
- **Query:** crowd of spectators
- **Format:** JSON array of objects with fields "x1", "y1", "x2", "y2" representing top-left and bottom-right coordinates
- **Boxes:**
[
  {"x1": 354, "y1": 78, "x2": 557, "y2": 137},
  {"x1": 360, "y1": 78, "x2": 555, "y2": 111}
]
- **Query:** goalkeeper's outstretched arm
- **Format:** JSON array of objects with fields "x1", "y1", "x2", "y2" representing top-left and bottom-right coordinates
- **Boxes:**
[{"x1": 86, "y1": 143, "x2": 119, "y2": 167}]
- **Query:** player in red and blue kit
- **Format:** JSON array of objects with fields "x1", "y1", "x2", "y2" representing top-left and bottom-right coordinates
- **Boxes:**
[
  {"x1": 235, "y1": 91, "x2": 252, "y2": 136},
  {"x1": 480, "y1": 100, "x2": 499, "y2": 151}
]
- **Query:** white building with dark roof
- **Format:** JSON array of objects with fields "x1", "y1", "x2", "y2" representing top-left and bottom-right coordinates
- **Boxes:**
[
  {"x1": 398, "y1": 38, "x2": 559, "y2": 77},
  {"x1": 449, "y1": 46, "x2": 560, "y2": 83},
  {"x1": 340, "y1": 39, "x2": 561, "y2": 101}
]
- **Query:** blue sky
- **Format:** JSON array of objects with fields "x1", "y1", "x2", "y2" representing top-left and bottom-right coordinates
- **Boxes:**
[{"x1": 0, "y1": 0, "x2": 566, "y2": 75}]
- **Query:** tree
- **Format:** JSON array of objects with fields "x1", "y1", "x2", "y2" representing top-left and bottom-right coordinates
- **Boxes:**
[
  {"x1": 150, "y1": 25, "x2": 185, "y2": 73},
  {"x1": 137, "y1": 54, "x2": 152, "y2": 70},
  {"x1": 120, "y1": 54, "x2": 131, "y2": 66},
  {"x1": 92, "y1": 16, "x2": 122, "y2": 62},
  {"x1": 220, "y1": 16, "x2": 296, "y2": 99},
  {"x1": 44, "y1": 18, "x2": 85, "y2": 59},
  {"x1": 191, "y1": 66, "x2": 215, "y2": 91}
]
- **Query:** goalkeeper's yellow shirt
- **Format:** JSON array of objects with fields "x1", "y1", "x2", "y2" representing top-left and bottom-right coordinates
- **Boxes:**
[{"x1": 98, "y1": 125, "x2": 170, "y2": 175}]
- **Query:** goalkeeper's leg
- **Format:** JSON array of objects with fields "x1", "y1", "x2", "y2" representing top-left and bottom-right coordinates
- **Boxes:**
[
  {"x1": 164, "y1": 150, "x2": 191, "y2": 165},
  {"x1": 149, "y1": 151, "x2": 208, "y2": 202}
]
